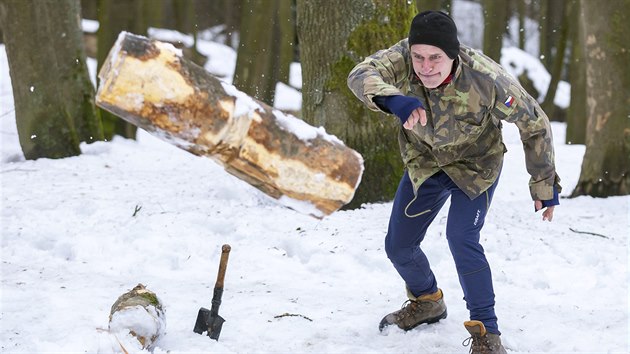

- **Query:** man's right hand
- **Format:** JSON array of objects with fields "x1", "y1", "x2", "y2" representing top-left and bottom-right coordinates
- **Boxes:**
[
  {"x1": 403, "y1": 107, "x2": 427, "y2": 130},
  {"x1": 374, "y1": 95, "x2": 426, "y2": 129}
]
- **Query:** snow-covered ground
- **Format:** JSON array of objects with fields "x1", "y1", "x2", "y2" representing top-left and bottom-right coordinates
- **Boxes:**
[{"x1": 2, "y1": 17, "x2": 629, "y2": 354}]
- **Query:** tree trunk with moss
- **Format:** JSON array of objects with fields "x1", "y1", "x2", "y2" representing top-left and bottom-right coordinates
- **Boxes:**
[
  {"x1": 97, "y1": 0, "x2": 147, "y2": 140},
  {"x1": 571, "y1": 0, "x2": 630, "y2": 197},
  {"x1": 0, "y1": 0, "x2": 102, "y2": 160},
  {"x1": 233, "y1": 0, "x2": 294, "y2": 106},
  {"x1": 297, "y1": 0, "x2": 413, "y2": 208}
]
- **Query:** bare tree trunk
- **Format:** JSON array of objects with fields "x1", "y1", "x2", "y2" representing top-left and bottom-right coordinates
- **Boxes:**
[
  {"x1": 414, "y1": 0, "x2": 451, "y2": 12},
  {"x1": 0, "y1": 0, "x2": 102, "y2": 159},
  {"x1": 171, "y1": 0, "x2": 205, "y2": 66},
  {"x1": 233, "y1": 0, "x2": 294, "y2": 106},
  {"x1": 539, "y1": 0, "x2": 564, "y2": 69},
  {"x1": 142, "y1": 0, "x2": 163, "y2": 29},
  {"x1": 223, "y1": 0, "x2": 237, "y2": 47},
  {"x1": 482, "y1": 0, "x2": 508, "y2": 62},
  {"x1": 80, "y1": 0, "x2": 97, "y2": 19},
  {"x1": 538, "y1": 0, "x2": 549, "y2": 66},
  {"x1": 541, "y1": 0, "x2": 569, "y2": 121},
  {"x1": 276, "y1": 0, "x2": 295, "y2": 86},
  {"x1": 565, "y1": 0, "x2": 587, "y2": 145},
  {"x1": 171, "y1": 0, "x2": 188, "y2": 33},
  {"x1": 97, "y1": 0, "x2": 145, "y2": 140},
  {"x1": 217, "y1": 0, "x2": 242, "y2": 48},
  {"x1": 297, "y1": 0, "x2": 413, "y2": 208},
  {"x1": 571, "y1": 0, "x2": 630, "y2": 197},
  {"x1": 517, "y1": 0, "x2": 526, "y2": 50}
]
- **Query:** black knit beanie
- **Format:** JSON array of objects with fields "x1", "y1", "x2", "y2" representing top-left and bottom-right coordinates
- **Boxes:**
[{"x1": 408, "y1": 11, "x2": 460, "y2": 59}]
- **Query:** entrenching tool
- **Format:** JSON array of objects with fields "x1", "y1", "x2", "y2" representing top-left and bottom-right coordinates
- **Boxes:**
[{"x1": 193, "y1": 244, "x2": 231, "y2": 340}]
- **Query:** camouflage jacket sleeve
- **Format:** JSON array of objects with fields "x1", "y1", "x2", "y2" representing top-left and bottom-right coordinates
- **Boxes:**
[
  {"x1": 347, "y1": 39, "x2": 412, "y2": 112},
  {"x1": 491, "y1": 76, "x2": 562, "y2": 201}
]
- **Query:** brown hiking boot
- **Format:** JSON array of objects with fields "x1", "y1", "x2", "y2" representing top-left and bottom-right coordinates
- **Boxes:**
[
  {"x1": 379, "y1": 289, "x2": 447, "y2": 331},
  {"x1": 463, "y1": 320, "x2": 507, "y2": 354}
]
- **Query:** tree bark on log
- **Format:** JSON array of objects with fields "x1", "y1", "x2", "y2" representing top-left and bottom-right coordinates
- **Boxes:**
[{"x1": 95, "y1": 32, "x2": 363, "y2": 218}]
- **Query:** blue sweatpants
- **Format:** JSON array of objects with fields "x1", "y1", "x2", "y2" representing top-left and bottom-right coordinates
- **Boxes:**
[{"x1": 384, "y1": 170, "x2": 501, "y2": 334}]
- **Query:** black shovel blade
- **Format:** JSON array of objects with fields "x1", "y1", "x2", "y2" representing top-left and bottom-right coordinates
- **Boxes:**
[
  {"x1": 208, "y1": 315, "x2": 225, "y2": 340},
  {"x1": 193, "y1": 307, "x2": 226, "y2": 340},
  {"x1": 193, "y1": 308, "x2": 211, "y2": 334}
]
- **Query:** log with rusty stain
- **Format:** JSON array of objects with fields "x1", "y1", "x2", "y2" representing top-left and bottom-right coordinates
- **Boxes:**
[{"x1": 96, "y1": 32, "x2": 363, "y2": 217}]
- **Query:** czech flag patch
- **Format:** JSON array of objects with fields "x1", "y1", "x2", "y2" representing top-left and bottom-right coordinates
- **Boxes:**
[{"x1": 504, "y1": 95, "x2": 515, "y2": 107}]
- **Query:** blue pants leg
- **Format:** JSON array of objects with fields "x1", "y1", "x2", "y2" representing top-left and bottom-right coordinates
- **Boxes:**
[
  {"x1": 385, "y1": 170, "x2": 501, "y2": 334},
  {"x1": 385, "y1": 171, "x2": 450, "y2": 297},
  {"x1": 443, "y1": 174, "x2": 501, "y2": 335}
]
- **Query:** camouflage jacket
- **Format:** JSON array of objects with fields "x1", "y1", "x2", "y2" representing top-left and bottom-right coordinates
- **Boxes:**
[{"x1": 347, "y1": 39, "x2": 561, "y2": 201}]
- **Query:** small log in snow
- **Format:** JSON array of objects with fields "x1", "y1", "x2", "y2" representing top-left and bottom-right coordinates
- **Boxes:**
[
  {"x1": 108, "y1": 284, "x2": 165, "y2": 350},
  {"x1": 95, "y1": 32, "x2": 363, "y2": 218}
]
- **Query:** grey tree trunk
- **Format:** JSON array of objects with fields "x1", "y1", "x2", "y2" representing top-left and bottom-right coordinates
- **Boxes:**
[
  {"x1": 97, "y1": 0, "x2": 145, "y2": 140},
  {"x1": 571, "y1": 0, "x2": 630, "y2": 197},
  {"x1": 233, "y1": 0, "x2": 294, "y2": 106},
  {"x1": 297, "y1": 0, "x2": 413, "y2": 208},
  {"x1": 0, "y1": 0, "x2": 102, "y2": 160}
]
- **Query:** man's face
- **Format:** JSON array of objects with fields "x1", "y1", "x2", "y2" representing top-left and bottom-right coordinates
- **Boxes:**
[{"x1": 410, "y1": 44, "x2": 455, "y2": 88}]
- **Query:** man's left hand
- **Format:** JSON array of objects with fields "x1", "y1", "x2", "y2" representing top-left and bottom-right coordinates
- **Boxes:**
[
  {"x1": 534, "y1": 185, "x2": 559, "y2": 221},
  {"x1": 534, "y1": 200, "x2": 555, "y2": 222}
]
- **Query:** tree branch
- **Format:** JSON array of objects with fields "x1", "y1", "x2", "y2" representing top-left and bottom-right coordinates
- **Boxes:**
[
  {"x1": 273, "y1": 313, "x2": 313, "y2": 322},
  {"x1": 569, "y1": 228, "x2": 609, "y2": 239}
]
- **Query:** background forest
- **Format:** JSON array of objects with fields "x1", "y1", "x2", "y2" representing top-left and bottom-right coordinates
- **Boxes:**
[
  {"x1": 1, "y1": 1, "x2": 629, "y2": 353},
  {"x1": 1, "y1": 0, "x2": 629, "y2": 204}
]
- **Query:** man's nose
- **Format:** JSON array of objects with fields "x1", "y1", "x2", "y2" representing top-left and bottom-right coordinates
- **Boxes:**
[{"x1": 421, "y1": 60, "x2": 432, "y2": 73}]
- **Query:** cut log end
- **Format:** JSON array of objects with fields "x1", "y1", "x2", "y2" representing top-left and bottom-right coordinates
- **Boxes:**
[{"x1": 108, "y1": 284, "x2": 165, "y2": 350}]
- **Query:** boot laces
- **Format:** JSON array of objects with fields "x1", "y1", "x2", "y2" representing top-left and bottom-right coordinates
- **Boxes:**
[
  {"x1": 462, "y1": 334, "x2": 491, "y2": 354},
  {"x1": 396, "y1": 300, "x2": 415, "y2": 320},
  {"x1": 397, "y1": 299, "x2": 431, "y2": 320}
]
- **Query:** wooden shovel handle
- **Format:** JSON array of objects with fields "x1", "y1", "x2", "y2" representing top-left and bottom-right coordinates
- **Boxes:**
[{"x1": 215, "y1": 244, "x2": 231, "y2": 289}]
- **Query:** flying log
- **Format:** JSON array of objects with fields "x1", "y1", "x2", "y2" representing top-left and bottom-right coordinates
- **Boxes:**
[{"x1": 95, "y1": 32, "x2": 363, "y2": 218}]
